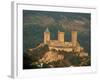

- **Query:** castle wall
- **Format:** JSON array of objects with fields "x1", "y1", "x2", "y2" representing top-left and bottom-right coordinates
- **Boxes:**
[
  {"x1": 49, "y1": 40, "x2": 65, "y2": 47},
  {"x1": 49, "y1": 46, "x2": 73, "y2": 52}
]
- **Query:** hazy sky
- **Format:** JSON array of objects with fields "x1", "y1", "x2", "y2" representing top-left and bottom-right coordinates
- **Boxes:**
[{"x1": 23, "y1": 10, "x2": 91, "y2": 33}]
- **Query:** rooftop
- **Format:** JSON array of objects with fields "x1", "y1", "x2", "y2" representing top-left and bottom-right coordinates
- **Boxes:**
[{"x1": 45, "y1": 28, "x2": 49, "y2": 32}]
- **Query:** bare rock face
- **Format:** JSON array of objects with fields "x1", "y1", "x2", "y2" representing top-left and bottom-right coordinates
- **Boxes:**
[
  {"x1": 24, "y1": 43, "x2": 90, "y2": 69},
  {"x1": 79, "y1": 52, "x2": 88, "y2": 57},
  {"x1": 39, "y1": 51, "x2": 64, "y2": 63}
]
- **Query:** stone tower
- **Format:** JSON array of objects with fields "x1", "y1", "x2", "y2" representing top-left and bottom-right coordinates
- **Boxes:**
[
  {"x1": 44, "y1": 28, "x2": 50, "y2": 44},
  {"x1": 58, "y1": 30, "x2": 64, "y2": 43},
  {"x1": 72, "y1": 31, "x2": 77, "y2": 47}
]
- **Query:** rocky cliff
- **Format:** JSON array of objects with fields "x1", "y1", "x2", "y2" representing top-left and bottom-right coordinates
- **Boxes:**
[
  {"x1": 23, "y1": 43, "x2": 90, "y2": 69},
  {"x1": 39, "y1": 51, "x2": 64, "y2": 63}
]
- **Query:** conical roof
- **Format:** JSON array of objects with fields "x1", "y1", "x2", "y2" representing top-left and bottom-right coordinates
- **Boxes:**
[
  {"x1": 58, "y1": 30, "x2": 60, "y2": 32},
  {"x1": 45, "y1": 28, "x2": 49, "y2": 32}
]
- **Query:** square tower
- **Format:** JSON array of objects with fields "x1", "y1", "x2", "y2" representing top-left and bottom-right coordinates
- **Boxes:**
[
  {"x1": 72, "y1": 31, "x2": 77, "y2": 47},
  {"x1": 58, "y1": 31, "x2": 64, "y2": 43}
]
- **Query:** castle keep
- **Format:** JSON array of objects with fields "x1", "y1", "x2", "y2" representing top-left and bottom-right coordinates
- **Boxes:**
[{"x1": 44, "y1": 28, "x2": 83, "y2": 52}]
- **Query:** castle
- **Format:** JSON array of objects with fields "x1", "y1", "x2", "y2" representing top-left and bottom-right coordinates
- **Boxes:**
[{"x1": 44, "y1": 28, "x2": 84, "y2": 52}]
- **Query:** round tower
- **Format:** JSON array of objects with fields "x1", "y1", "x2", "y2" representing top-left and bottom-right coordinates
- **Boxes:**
[{"x1": 44, "y1": 28, "x2": 50, "y2": 44}]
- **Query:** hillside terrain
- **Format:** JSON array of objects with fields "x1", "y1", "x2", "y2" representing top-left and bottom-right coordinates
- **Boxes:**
[{"x1": 23, "y1": 44, "x2": 90, "y2": 69}]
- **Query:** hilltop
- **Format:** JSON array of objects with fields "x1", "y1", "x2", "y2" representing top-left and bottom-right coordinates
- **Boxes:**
[{"x1": 23, "y1": 43, "x2": 90, "y2": 69}]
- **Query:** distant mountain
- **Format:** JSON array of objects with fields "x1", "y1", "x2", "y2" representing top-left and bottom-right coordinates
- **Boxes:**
[{"x1": 23, "y1": 11, "x2": 90, "y2": 33}]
